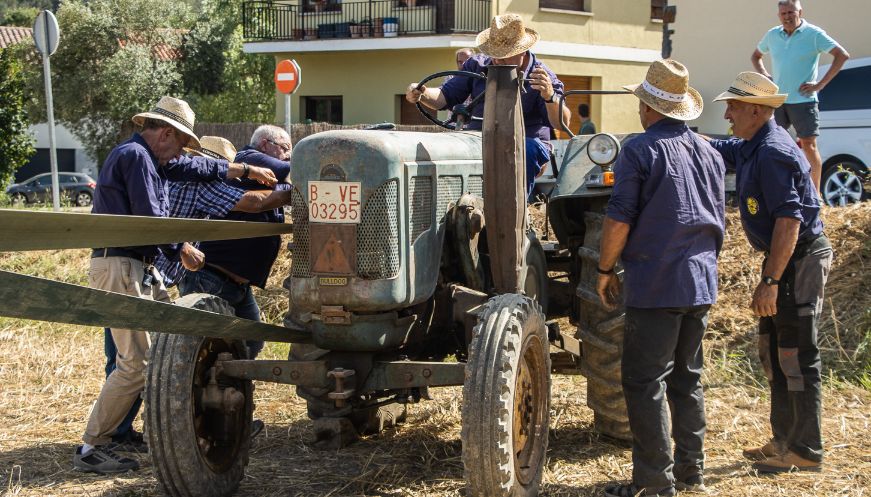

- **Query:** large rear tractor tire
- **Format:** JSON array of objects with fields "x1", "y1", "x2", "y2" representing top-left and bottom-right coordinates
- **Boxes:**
[
  {"x1": 575, "y1": 208, "x2": 631, "y2": 441},
  {"x1": 462, "y1": 294, "x2": 550, "y2": 496},
  {"x1": 146, "y1": 294, "x2": 253, "y2": 497}
]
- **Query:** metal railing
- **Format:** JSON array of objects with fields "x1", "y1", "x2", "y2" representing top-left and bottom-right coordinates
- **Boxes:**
[{"x1": 243, "y1": 0, "x2": 491, "y2": 41}]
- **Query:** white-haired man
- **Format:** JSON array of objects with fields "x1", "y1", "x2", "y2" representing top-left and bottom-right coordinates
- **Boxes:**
[
  {"x1": 751, "y1": 0, "x2": 849, "y2": 189},
  {"x1": 178, "y1": 125, "x2": 292, "y2": 360}
]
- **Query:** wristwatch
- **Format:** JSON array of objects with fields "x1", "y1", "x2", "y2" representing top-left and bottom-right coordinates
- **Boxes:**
[
  {"x1": 761, "y1": 276, "x2": 779, "y2": 286},
  {"x1": 545, "y1": 92, "x2": 557, "y2": 103},
  {"x1": 597, "y1": 266, "x2": 615, "y2": 275},
  {"x1": 241, "y1": 163, "x2": 250, "y2": 179}
]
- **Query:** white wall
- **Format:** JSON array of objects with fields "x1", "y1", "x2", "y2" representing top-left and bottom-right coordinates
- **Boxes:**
[
  {"x1": 29, "y1": 123, "x2": 98, "y2": 176},
  {"x1": 671, "y1": 0, "x2": 869, "y2": 134}
]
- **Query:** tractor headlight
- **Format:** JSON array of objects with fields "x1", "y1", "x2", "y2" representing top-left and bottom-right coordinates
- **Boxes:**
[{"x1": 587, "y1": 133, "x2": 620, "y2": 166}]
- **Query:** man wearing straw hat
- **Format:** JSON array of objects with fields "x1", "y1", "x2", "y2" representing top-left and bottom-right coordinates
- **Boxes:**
[
  {"x1": 597, "y1": 59, "x2": 725, "y2": 497},
  {"x1": 707, "y1": 72, "x2": 832, "y2": 474},
  {"x1": 75, "y1": 97, "x2": 278, "y2": 474},
  {"x1": 405, "y1": 14, "x2": 571, "y2": 196}
]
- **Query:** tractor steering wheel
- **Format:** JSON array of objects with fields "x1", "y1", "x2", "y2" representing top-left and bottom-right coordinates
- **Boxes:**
[{"x1": 414, "y1": 70, "x2": 487, "y2": 130}]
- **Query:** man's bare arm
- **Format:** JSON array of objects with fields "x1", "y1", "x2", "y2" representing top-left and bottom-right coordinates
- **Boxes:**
[
  {"x1": 751, "y1": 49, "x2": 772, "y2": 80},
  {"x1": 800, "y1": 46, "x2": 850, "y2": 96},
  {"x1": 596, "y1": 216, "x2": 631, "y2": 311},
  {"x1": 751, "y1": 217, "x2": 800, "y2": 317},
  {"x1": 232, "y1": 189, "x2": 292, "y2": 213},
  {"x1": 405, "y1": 83, "x2": 448, "y2": 111}
]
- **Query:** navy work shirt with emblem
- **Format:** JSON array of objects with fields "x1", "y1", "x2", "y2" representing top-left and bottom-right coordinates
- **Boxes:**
[
  {"x1": 607, "y1": 118, "x2": 726, "y2": 308},
  {"x1": 195, "y1": 146, "x2": 290, "y2": 288},
  {"x1": 92, "y1": 133, "x2": 228, "y2": 259},
  {"x1": 709, "y1": 119, "x2": 823, "y2": 252}
]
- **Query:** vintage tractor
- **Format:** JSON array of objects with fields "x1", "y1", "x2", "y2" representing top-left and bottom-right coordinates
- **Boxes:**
[{"x1": 0, "y1": 66, "x2": 635, "y2": 497}]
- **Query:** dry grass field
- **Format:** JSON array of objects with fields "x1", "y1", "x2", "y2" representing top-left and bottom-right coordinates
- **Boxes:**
[{"x1": 1, "y1": 206, "x2": 869, "y2": 497}]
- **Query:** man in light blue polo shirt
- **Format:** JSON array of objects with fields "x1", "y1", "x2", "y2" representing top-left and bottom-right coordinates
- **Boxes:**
[{"x1": 751, "y1": 0, "x2": 849, "y2": 190}]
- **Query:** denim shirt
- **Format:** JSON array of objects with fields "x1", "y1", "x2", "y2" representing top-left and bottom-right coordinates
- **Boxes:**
[
  {"x1": 710, "y1": 120, "x2": 823, "y2": 252},
  {"x1": 607, "y1": 119, "x2": 726, "y2": 308},
  {"x1": 91, "y1": 133, "x2": 229, "y2": 259},
  {"x1": 440, "y1": 52, "x2": 564, "y2": 142}
]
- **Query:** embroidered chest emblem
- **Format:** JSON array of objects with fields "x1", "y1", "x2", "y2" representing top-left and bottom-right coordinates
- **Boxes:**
[{"x1": 746, "y1": 196, "x2": 759, "y2": 215}]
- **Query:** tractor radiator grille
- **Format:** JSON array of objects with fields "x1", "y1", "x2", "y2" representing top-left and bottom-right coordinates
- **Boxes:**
[
  {"x1": 357, "y1": 179, "x2": 400, "y2": 280},
  {"x1": 437, "y1": 175, "x2": 463, "y2": 224},
  {"x1": 409, "y1": 176, "x2": 432, "y2": 243},
  {"x1": 290, "y1": 186, "x2": 312, "y2": 278},
  {"x1": 467, "y1": 175, "x2": 484, "y2": 198}
]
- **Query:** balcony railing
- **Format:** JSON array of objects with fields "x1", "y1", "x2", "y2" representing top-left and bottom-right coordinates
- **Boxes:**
[{"x1": 242, "y1": 0, "x2": 491, "y2": 41}]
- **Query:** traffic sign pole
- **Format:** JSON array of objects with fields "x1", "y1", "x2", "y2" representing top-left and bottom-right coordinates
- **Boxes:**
[
  {"x1": 274, "y1": 59, "x2": 301, "y2": 137},
  {"x1": 33, "y1": 11, "x2": 61, "y2": 211},
  {"x1": 285, "y1": 93, "x2": 291, "y2": 135}
]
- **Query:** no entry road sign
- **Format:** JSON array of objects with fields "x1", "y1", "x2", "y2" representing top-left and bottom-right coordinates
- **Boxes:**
[{"x1": 275, "y1": 59, "x2": 301, "y2": 94}]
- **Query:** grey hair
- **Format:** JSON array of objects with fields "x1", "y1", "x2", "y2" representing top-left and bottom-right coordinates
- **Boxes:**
[
  {"x1": 250, "y1": 125, "x2": 289, "y2": 148},
  {"x1": 455, "y1": 47, "x2": 474, "y2": 57},
  {"x1": 778, "y1": 0, "x2": 801, "y2": 9}
]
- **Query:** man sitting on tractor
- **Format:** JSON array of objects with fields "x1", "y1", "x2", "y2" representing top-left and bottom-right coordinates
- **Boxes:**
[{"x1": 405, "y1": 13, "x2": 571, "y2": 197}]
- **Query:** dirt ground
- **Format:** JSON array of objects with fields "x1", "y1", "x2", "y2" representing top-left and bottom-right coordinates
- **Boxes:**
[{"x1": 1, "y1": 206, "x2": 869, "y2": 496}]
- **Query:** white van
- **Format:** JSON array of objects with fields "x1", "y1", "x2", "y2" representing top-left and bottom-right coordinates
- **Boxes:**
[{"x1": 817, "y1": 57, "x2": 871, "y2": 206}]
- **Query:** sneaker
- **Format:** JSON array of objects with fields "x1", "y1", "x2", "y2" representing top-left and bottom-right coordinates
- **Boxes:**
[
  {"x1": 251, "y1": 419, "x2": 265, "y2": 439},
  {"x1": 742, "y1": 439, "x2": 786, "y2": 461},
  {"x1": 675, "y1": 474, "x2": 706, "y2": 492},
  {"x1": 73, "y1": 445, "x2": 140, "y2": 474},
  {"x1": 753, "y1": 450, "x2": 822, "y2": 474},
  {"x1": 106, "y1": 430, "x2": 147, "y2": 453},
  {"x1": 604, "y1": 482, "x2": 676, "y2": 497}
]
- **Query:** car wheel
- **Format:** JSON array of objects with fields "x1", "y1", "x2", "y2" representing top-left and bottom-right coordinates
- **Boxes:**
[
  {"x1": 10, "y1": 193, "x2": 26, "y2": 207},
  {"x1": 75, "y1": 191, "x2": 93, "y2": 207},
  {"x1": 821, "y1": 160, "x2": 868, "y2": 207}
]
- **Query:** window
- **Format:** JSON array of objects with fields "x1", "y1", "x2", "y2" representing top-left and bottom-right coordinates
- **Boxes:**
[
  {"x1": 304, "y1": 96, "x2": 343, "y2": 124},
  {"x1": 302, "y1": 0, "x2": 341, "y2": 13},
  {"x1": 539, "y1": 0, "x2": 586, "y2": 13},
  {"x1": 651, "y1": 0, "x2": 665, "y2": 20},
  {"x1": 59, "y1": 174, "x2": 79, "y2": 183},
  {"x1": 553, "y1": 75, "x2": 592, "y2": 139},
  {"x1": 819, "y1": 65, "x2": 871, "y2": 112},
  {"x1": 33, "y1": 175, "x2": 53, "y2": 187}
]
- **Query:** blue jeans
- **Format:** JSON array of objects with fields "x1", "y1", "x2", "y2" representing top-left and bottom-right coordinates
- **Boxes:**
[
  {"x1": 178, "y1": 267, "x2": 264, "y2": 358},
  {"x1": 104, "y1": 328, "x2": 141, "y2": 440}
]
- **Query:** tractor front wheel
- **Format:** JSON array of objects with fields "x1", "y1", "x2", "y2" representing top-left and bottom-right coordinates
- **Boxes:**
[
  {"x1": 462, "y1": 294, "x2": 550, "y2": 497},
  {"x1": 146, "y1": 294, "x2": 253, "y2": 497}
]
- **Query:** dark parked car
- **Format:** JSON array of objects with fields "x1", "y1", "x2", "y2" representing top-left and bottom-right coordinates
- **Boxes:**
[{"x1": 6, "y1": 172, "x2": 96, "y2": 207}]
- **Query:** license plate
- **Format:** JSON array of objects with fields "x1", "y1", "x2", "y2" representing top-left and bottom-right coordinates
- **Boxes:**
[{"x1": 308, "y1": 181, "x2": 362, "y2": 224}]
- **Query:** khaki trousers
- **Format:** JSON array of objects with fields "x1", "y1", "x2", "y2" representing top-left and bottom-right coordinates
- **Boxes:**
[{"x1": 83, "y1": 256, "x2": 169, "y2": 446}]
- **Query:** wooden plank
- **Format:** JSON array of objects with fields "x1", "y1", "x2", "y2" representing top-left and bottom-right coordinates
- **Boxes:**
[
  {"x1": 0, "y1": 209, "x2": 293, "y2": 252},
  {"x1": 0, "y1": 270, "x2": 313, "y2": 344},
  {"x1": 482, "y1": 65, "x2": 526, "y2": 294}
]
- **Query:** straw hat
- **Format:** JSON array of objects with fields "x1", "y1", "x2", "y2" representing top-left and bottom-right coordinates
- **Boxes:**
[
  {"x1": 623, "y1": 59, "x2": 703, "y2": 121},
  {"x1": 185, "y1": 136, "x2": 237, "y2": 162},
  {"x1": 475, "y1": 14, "x2": 539, "y2": 59},
  {"x1": 132, "y1": 96, "x2": 200, "y2": 148},
  {"x1": 713, "y1": 71, "x2": 787, "y2": 108}
]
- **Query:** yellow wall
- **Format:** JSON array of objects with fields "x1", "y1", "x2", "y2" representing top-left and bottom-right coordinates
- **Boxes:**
[{"x1": 672, "y1": 0, "x2": 869, "y2": 134}]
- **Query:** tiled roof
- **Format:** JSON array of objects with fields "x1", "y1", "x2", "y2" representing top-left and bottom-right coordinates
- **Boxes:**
[
  {"x1": 119, "y1": 30, "x2": 185, "y2": 61},
  {"x1": 0, "y1": 26, "x2": 33, "y2": 49}
]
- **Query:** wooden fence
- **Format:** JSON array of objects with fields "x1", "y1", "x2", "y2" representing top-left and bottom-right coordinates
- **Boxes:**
[{"x1": 193, "y1": 122, "x2": 447, "y2": 151}]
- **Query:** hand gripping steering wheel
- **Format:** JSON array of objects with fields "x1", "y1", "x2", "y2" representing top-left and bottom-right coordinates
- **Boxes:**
[{"x1": 414, "y1": 70, "x2": 487, "y2": 130}]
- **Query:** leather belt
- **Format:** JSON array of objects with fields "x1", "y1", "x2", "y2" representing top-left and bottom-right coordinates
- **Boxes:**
[{"x1": 91, "y1": 247, "x2": 155, "y2": 265}]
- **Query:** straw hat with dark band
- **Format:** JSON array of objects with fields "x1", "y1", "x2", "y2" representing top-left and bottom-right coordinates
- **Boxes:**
[
  {"x1": 475, "y1": 14, "x2": 539, "y2": 59},
  {"x1": 184, "y1": 136, "x2": 237, "y2": 162},
  {"x1": 713, "y1": 71, "x2": 787, "y2": 108},
  {"x1": 132, "y1": 96, "x2": 201, "y2": 148},
  {"x1": 623, "y1": 59, "x2": 704, "y2": 121}
]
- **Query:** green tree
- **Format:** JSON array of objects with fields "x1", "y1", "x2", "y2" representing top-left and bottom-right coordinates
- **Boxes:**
[
  {"x1": 0, "y1": 48, "x2": 35, "y2": 190},
  {"x1": 1, "y1": 7, "x2": 39, "y2": 27},
  {"x1": 15, "y1": 0, "x2": 192, "y2": 164},
  {"x1": 182, "y1": 0, "x2": 275, "y2": 123}
]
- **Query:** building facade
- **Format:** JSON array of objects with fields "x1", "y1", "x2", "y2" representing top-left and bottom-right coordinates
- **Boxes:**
[{"x1": 242, "y1": 0, "x2": 666, "y2": 134}]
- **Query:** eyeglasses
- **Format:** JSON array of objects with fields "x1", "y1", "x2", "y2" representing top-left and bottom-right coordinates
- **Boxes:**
[{"x1": 266, "y1": 139, "x2": 291, "y2": 153}]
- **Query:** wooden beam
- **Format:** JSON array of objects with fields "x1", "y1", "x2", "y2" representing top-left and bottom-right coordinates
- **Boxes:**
[
  {"x1": 0, "y1": 209, "x2": 293, "y2": 252},
  {"x1": 482, "y1": 65, "x2": 526, "y2": 294},
  {"x1": 0, "y1": 270, "x2": 312, "y2": 344}
]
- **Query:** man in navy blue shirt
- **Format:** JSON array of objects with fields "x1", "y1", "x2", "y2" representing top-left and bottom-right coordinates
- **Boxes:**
[
  {"x1": 75, "y1": 97, "x2": 277, "y2": 475},
  {"x1": 708, "y1": 72, "x2": 832, "y2": 474},
  {"x1": 597, "y1": 60, "x2": 725, "y2": 497},
  {"x1": 179, "y1": 125, "x2": 292, "y2": 360},
  {"x1": 405, "y1": 14, "x2": 570, "y2": 195}
]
